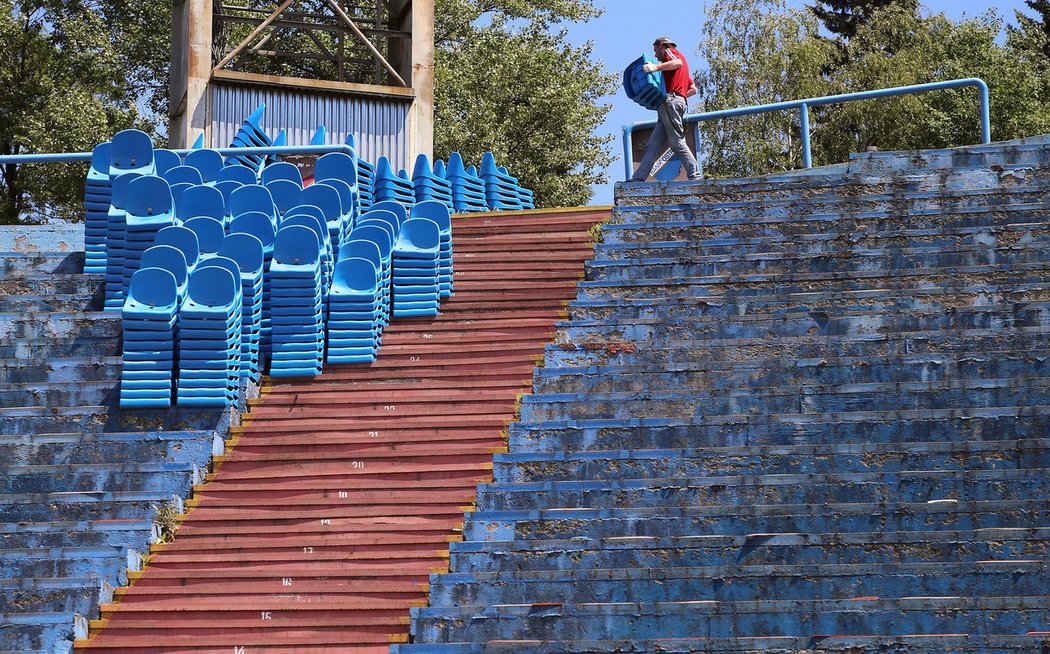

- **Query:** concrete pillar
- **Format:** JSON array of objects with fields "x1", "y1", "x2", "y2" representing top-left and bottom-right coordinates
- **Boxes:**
[
  {"x1": 393, "y1": 0, "x2": 434, "y2": 159},
  {"x1": 169, "y1": 0, "x2": 212, "y2": 149}
]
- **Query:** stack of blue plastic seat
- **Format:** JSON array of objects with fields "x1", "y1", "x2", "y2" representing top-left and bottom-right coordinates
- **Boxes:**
[
  {"x1": 218, "y1": 233, "x2": 265, "y2": 385},
  {"x1": 515, "y1": 176, "x2": 535, "y2": 209},
  {"x1": 480, "y1": 152, "x2": 525, "y2": 211},
  {"x1": 176, "y1": 264, "x2": 243, "y2": 406},
  {"x1": 229, "y1": 209, "x2": 277, "y2": 363},
  {"x1": 226, "y1": 104, "x2": 272, "y2": 171},
  {"x1": 282, "y1": 209, "x2": 333, "y2": 305},
  {"x1": 412, "y1": 154, "x2": 454, "y2": 210},
  {"x1": 119, "y1": 267, "x2": 179, "y2": 408},
  {"x1": 622, "y1": 54, "x2": 668, "y2": 111},
  {"x1": 446, "y1": 152, "x2": 488, "y2": 213},
  {"x1": 123, "y1": 176, "x2": 176, "y2": 297},
  {"x1": 327, "y1": 257, "x2": 382, "y2": 364},
  {"x1": 268, "y1": 225, "x2": 325, "y2": 378},
  {"x1": 413, "y1": 200, "x2": 453, "y2": 300},
  {"x1": 391, "y1": 217, "x2": 441, "y2": 318},
  {"x1": 347, "y1": 134, "x2": 375, "y2": 212},
  {"x1": 83, "y1": 142, "x2": 113, "y2": 274},
  {"x1": 104, "y1": 130, "x2": 157, "y2": 309},
  {"x1": 300, "y1": 182, "x2": 344, "y2": 266},
  {"x1": 347, "y1": 222, "x2": 393, "y2": 330},
  {"x1": 314, "y1": 152, "x2": 360, "y2": 253},
  {"x1": 374, "y1": 156, "x2": 416, "y2": 207}
]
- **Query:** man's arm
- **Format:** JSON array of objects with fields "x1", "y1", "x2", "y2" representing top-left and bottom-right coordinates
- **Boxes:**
[{"x1": 642, "y1": 52, "x2": 683, "y2": 74}]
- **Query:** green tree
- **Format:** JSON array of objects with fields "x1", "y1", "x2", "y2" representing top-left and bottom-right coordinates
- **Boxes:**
[
  {"x1": 433, "y1": 0, "x2": 616, "y2": 208},
  {"x1": 810, "y1": 0, "x2": 919, "y2": 40},
  {"x1": 695, "y1": 0, "x2": 1050, "y2": 178},
  {"x1": 695, "y1": 0, "x2": 833, "y2": 177},
  {"x1": 0, "y1": 1, "x2": 166, "y2": 224}
]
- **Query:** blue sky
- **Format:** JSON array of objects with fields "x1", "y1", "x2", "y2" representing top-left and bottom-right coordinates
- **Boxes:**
[{"x1": 566, "y1": 0, "x2": 1034, "y2": 204}]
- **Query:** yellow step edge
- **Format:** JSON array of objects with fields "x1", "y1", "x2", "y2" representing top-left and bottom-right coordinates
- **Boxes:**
[
  {"x1": 390, "y1": 632, "x2": 410, "y2": 642},
  {"x1": 127, "y1": 571, "x2": 145, "y2": 582}
]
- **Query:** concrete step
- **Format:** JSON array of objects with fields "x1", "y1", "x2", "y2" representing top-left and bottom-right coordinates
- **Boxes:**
[
  {"x1": 566, "y1": 280, "x2": 1050, "y2": 322},
  {"x1": 508, "y1": 406, "x2": 1050, "y2": 452},
  {"x1": 395, "y1": 634, "x2": 1050, "y2": 653},
  {"x1": 426, "y1": 561, "x2": 1048, "y2": 607},
  {"x1": 532, "y1": 351, "x2": 1050, "y2": 396},
  {"x1": 0, "y1": 462, "x2": 200, "y2": 495},
  {"x1": 0, "y1": 547, "x2": 130, "y2": 583},
  {"x1": 0, "y1": 337, "x2": 121, "y2": 363},
  {"x1": 409, "y1": 596, "x2": 1048, "y2": 643},
  {"x1": 592, "y1": 221, "x2": 1046, "y2": 262},
  {"x1": 0, "y1": 430, "x2": 220, "y2": 467},
  {"x1": 542, "y1": 326, "x2": 1048, "y2": 370},
  {"x1": 0, "y1": 357, "x2": 121, "y2": 386},
  {"x1": 464, "y1": 499, "x2": 1048, "y2": 542},
  {"x1": 492, "y1": 439, "x2": 1050, "y2": 483},
  {"x1": 585, "y1": 243, "x2": 1050, "y2": 284},
  {"x1": 0, "y1": 292, "x2": 100, "y2": 314},
  {"x1": 0, "y1": 274, "x2": 104, "y2": 300},
  {"x1": 476, "y1": 468, "x2": 1045, "y2": 511},
  {"x1": 555, "y1": 304, "x2": 1050, "y2": 345},
  {"x1": 0, "y1": 612, "x2": 77, "y2": 654},
  {"x1": 0, "y1": 578, "x2": 104, "y2": 616},
  {"x1": 0, "y1": 251, "x2": 85, "y2": 279},
  {"x1": 0, "y1": 381, "x2": 119, "y2": 410},
  {"x1": 448, "y1": 527, "x2": 1050, "y2": 573},
  {"x1": 0, "y1": 405, "x2": 231, "y2": 437},
  {"x1": 0, "y1": 312, "x2": 120, "y2": 341},
  {"x1": 0, "y1": 490, "x2": 178, "y2": 523},
  {"x1": 518, "y1": 378, "x2": 1050, "y2": 423},
  {"x1": 572, "y1": 261, "x2": 1050, "y2": 303},
  {"x1": 0, "y1": 521, "x2": 156, "y2": 552}
]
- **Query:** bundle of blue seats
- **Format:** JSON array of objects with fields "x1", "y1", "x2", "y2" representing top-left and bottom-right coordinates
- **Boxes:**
[{"x1": 623, "y1": 54, "x2": 667, "y2": 110}]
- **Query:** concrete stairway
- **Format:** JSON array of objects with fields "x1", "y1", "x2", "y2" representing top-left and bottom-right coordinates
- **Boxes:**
[
  {"x1": 0, "y1": 227, "x2": 232, "y2": 654},
  {"x1": 72, "y1": 207, "x2": 606, "y2": 652},
  {"x1": 393, "y1": 139, "x2": 1050, "y2": 652}
]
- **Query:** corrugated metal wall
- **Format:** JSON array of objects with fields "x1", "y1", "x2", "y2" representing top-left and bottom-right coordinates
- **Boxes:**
[{"x1": 210, "y1": 83, "x2": 412, "y2": 171}]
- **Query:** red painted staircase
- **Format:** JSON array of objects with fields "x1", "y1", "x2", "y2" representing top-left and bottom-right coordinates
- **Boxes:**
[{"x1": 74, "y1": 206, "x2": 608, "y2": 653}]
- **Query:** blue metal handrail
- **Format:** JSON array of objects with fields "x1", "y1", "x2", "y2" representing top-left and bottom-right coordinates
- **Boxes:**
[
  {"x1": 622, "y1": 77, "x2": 991, "y2": 179},
  {"x1": 0, "y1": 144, "x2": 355, "y2": 165}
]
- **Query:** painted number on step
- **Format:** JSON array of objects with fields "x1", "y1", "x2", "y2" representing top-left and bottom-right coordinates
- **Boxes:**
[
  {"x1": 384, "y1": 405, "x2": 396, "y2": 411},
  {"x1": 320, "y1": 519, "x2": 331, "y2": 526},
  {"x1": 351, "y1": 461, "x2": 365, "y2": 469},
  {"x1": 368, "y1": 431, "x2": 379, "y2": 438},
  {"x1": 423, "y1": 333, "x2": 433, "y2": 339},
  {"x1": 234, "y1": 647, "x2": 247, "y2": 654},
  {"x1": 281, "y1": 578, "x2": 292, "y2": 586},
  {"x1": 261, "y1": 612, "x2": 272, "y2": 621},
  {"x1": 338, "y1": 491, "x2": 348, "y2": 499},
  {"x1": 303, "y1": 546, "x2": 314, "y2": 554},
  {"x1": 410, "y1": 357, "x2": 420, "y2": 362}
]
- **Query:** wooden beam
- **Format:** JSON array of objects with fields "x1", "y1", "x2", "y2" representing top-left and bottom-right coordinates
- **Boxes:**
[
  {"x1": 213, "y1": 68, "x2": 415, "y2": 99},
  {"x1": 213, "y1": 0, "x2": 296, "y2": 73},
  {"x1": 323, "y1": 0, "x2": 407, "y2": 86}
]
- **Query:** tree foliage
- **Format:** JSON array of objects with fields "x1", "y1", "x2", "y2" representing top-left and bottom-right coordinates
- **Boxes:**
[
  {"x1": 433, "y1": 0, "x2": 615, "y2": 208},
  {"x1": 810, "y1": 0, "x2": 918, "y2": 40},
  {"x1": 0, "y1": 0, "x2": 168, "y2": 224},
  {"x1": 694, "y1": 0, "x2": 1050, "y2": 179}
]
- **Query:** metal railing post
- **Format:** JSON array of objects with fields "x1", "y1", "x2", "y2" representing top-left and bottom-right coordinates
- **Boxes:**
[{"x1": 800, "y1": 102, "x2": 812, "y2": 169}]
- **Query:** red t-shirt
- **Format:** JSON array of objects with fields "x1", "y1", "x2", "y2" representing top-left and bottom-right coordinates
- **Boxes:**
[{"x1": 661, "y1": 46, "x2": 692, "y2": 97}]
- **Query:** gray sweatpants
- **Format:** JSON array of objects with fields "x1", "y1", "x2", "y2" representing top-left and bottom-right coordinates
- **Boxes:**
[{"x1": 631, "y1": 93, "x2": 701, "y2": 181}]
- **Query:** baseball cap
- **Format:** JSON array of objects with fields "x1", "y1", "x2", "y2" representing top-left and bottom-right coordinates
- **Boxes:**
[{"x1": 654, "y1": 36, "x2": 677, "y2": 47}]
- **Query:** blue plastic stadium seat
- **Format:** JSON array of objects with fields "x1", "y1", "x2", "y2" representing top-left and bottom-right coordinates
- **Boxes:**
[
  {"x1": 154, "y1": 149, "x2": 182, "y2": 176},
  {"x1": 446, "y1": 152, "x2": 489, "y2": 213},
  {"x1": 266, "y1": 179, "x2": 303, "y2": 220},
  {"x1": 391, "y1": 217, "x2": 441, "y2": 318},
  {"x1": 623, "y1": 53, "x2": 668, "y2": 111},
  {"x1": 374, "y1": 156, "x2": 416, "y2": 207},
  {"x1": 177, "y1": 265, "x2": 243, "y2": 406},
  {"x1": 217, "y1": 164, "x2": 258, "y2": 185},
  {"x1": 163, "y1": 165, "x2": 204, "y2": 187},
  {"x1": 84, "y1": 142, "x2": 114, "y2": 274},
  {"x1": 140, "y1": 245, "x2": 189, "y2": 299},
  {"x1": 348, "y1": 224, "x2": 393, "y2": 329},
  {"x1": 154, "y1": 225, "x2": 201, "y2": 274},
  {"x1": 327, "y1": 257, "x2": 382, "y2": 364},
  {"x1": 260, "y1": 161, "x2": 303, "y2": 187},
  {"x1": 268, "y1": 225, "x2": 324, "y2": 378},
  {"x1": 184, "y1": 149, "x2": 225, "y2": 184},
  {"x1": 120, "y1": 266, "x2": 179, "y2": 408},
  {"x1": 123, "y1": 175, "x2": 177, "y2": 295},
  {"x1": 179, "y1": 184, "x2": 226, "y2": 223},
  {"x1": 218, "y1": 233, "x2": 266, "y2": 384},
  {"x1": 480, "y1": 152, "x2": 525, "y2": 211},
  {"x1": 412, "y1": 153, "x2": 455, "y2": 211},
  {"x1": 230, "y1": 184, "x2": 278, "y2": 228},
  {"x1": 183, "y1": 216, "x2": 226, "y2": 259},
  {"x1": 301, "y1": 182, "x2": 345, "y2": 255},
  {"x1": 412, "y1": 200, "x2": 454, "y2": 298},
  {"x1": 110, "y1": 129, "x2": 156, "y2": 178}
]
